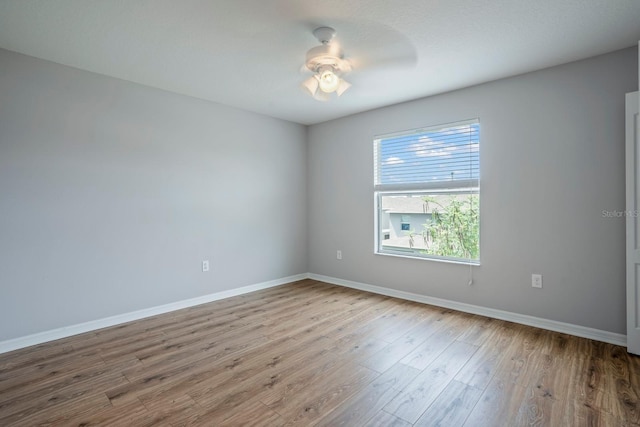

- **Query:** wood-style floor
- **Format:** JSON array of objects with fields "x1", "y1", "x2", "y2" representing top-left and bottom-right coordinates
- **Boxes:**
[{"x1": 1, "y1": 279, "x2": 639, "y2": 426}]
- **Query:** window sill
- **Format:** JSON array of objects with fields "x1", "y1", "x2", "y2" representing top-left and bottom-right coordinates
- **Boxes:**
[{"x1": 375, "y1": 250, "x2": 481, "y2": 266}]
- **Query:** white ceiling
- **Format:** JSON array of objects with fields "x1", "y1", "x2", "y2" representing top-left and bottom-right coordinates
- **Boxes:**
[{"x1": 0, "y1": 1, "x2": 638, "y2": 125}]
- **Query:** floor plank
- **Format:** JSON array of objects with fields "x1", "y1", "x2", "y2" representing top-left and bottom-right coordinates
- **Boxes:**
[
  {"x1": 384, "y1": 340, "x2": 479, "y2": 423},
  {"x1": 414, "y1": 380, "x2": 483, "y2": 426}
]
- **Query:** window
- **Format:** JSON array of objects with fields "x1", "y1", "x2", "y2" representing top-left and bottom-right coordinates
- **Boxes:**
[
  {"x1": 400, "y1": 215, "x2": 411, "y2": 231},
  {"x1": 374, "y1": 119, "x2": 480, "y2": 263}
]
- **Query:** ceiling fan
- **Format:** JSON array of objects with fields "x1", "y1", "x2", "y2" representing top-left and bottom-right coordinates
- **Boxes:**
[{"x1": 301, "y1": 26, "x2": 352, "y2": 101}]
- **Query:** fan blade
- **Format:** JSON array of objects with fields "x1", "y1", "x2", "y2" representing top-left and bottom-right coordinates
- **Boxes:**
[
  {"x1": 332, "y1": 20, "x2": 418, "y2": 72},
  {"x1": 301, "y1": 75, "x2": 319, "y2": 96},
  {"x1": 336, "y1": 79, "x2": 351, "y2": 96},
  {"x1": 350, "y1": 52, "x2": 417, "y2": 71}
]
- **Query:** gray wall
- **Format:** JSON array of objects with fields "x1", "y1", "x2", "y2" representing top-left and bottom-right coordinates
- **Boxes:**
[
  {"x1": 0, "y1": 49, "x2": 307, "y2": 341},
  {"x1": 1, "y1": 46, "x2": 636, "y2": 343},
  {"x1": 308, "y1": 47, "x2": 638, "y2": 335}
]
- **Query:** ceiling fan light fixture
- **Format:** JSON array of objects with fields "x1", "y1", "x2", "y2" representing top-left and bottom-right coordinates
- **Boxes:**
[
  {"x1": 336, "y1": 78, "x2": 351, "y2": 96},
  {"x1": 318, "y1": 66, "x2": 340, "y2": 93},
  {"x1": 301, "y1": 27, "x2": 353, "y2": 101},
  {"x1": 302, "y1": 75, "x2": 320, "y2": 96},
  {"x1": 313, "y1": 89, "x2": 331, "y2": 102}
]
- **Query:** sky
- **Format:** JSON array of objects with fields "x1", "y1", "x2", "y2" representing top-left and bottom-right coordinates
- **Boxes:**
[{"x1": 376, "y1": 122, "x2": 479, "y2": 185}]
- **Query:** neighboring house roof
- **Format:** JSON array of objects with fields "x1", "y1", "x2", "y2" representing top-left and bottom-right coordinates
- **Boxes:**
[{"x1": 381, "y1": 194, "x2": 465, "y2": 214}]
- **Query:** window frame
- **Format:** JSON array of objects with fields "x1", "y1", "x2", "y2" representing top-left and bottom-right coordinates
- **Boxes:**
[{"x1": 373, "y1": 119, "x2": 480, "y2": 265}]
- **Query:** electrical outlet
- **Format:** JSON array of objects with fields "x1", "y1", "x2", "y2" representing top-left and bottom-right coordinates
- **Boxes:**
[
  {"x1": 532, "y1": 274, "x2": 542, "y2": 288},
  {"x1": 202, "y1": 260, "x2": 210, "y2": 272},
  {"x1": 337, "y1": 250, "x2": 342, "y2": 260}
]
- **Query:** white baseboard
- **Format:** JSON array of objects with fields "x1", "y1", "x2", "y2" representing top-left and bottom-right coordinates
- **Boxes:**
[
  {"x1": 1, "y1": 272, "x2": 627, "y2": 354},
  {"x1": 308, "y1": 273, "x2": 627, "y2": 347},
  {"x1": 0, "y1": 273, "x2": 308, "y2": 355}
]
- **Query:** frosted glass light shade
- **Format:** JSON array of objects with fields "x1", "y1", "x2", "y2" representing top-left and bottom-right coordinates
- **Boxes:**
[{"x1": 318, "y1": 69, "x2": 339, "y2": 93}]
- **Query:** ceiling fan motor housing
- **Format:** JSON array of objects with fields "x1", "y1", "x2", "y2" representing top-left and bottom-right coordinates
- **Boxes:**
[{"x1": 305, "y1": 45, "x2": 351, "y2": 75}]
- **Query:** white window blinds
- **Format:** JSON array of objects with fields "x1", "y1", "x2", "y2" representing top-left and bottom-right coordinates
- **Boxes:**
[{"x1": 374, "y1": 119, "x2": 479, "y2": 191}]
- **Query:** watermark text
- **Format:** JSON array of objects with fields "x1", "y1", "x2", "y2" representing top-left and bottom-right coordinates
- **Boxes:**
[{"x1": 602, "y1": 210, "x2": 640, "y2": 218}]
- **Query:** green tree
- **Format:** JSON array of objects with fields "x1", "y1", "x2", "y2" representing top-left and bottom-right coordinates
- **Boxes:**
[{"x1": 422, "y1": 195, "x2": 479, "y2": 259}]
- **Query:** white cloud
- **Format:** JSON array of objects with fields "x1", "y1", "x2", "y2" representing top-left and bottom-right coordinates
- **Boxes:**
[
  {"x1": 410, "y1": 136, "x2": 460, "y2": 158},
  {"x1": 384, "y1": 156, "x2": 404, "y2": 165}
]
